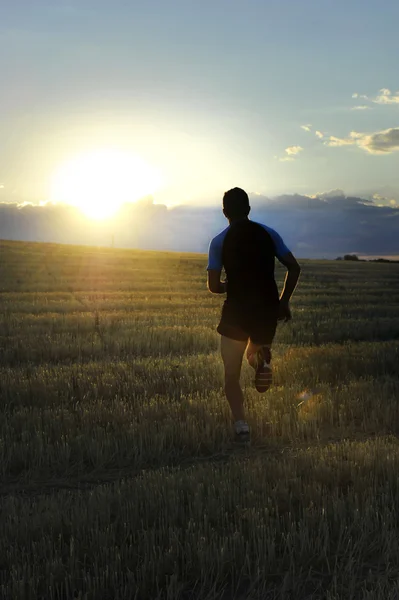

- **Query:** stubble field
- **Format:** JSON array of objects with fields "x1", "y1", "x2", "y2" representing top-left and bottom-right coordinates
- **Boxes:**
[{"x1": 1, "y1": 239, "x2": 399, "y2": 600}]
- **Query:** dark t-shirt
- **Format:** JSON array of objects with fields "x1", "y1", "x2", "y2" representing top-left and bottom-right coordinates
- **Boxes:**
[{"x1": 208, "y1": 219, "x2": 290, "y2": 307}]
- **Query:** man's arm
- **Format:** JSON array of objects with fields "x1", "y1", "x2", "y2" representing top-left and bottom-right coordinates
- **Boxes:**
[
  {"x1": 206, "y1": 235, "x2": 226, "y2": 294},
  {"x1": 207, "y1": 270, "x2": 227, "y2": 294},
  {"x1": 278, "y1": 252, "x2": 301, "y2": 302},
  {"x1": 266, "y1": 226, "x2": 301, "y2": 311},
  {"x1": 277, "y1": 252, "x2": 301, "y2": 321}
]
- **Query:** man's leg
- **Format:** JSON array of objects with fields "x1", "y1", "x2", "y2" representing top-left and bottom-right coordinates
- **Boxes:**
[
  {"x1": 243, "y1": 307, "x2": 277, "y2": 393},
  {"x1": 220, "y1": 335, "x2": 247, "y2": 422},
  {"x1": 246, "y1": 341, "x2": 271, "y2": 365},
  {"x1": 246, "y1": 341, "x2": 273, "y2": 393},
  {"x1": 246, "y1": 340, "x2": 263, "y2": 366}
]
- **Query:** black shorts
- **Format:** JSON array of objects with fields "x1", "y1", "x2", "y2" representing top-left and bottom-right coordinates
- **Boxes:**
[{"x1": 217, "y1": 300, "x2": 278, "y2": 345}]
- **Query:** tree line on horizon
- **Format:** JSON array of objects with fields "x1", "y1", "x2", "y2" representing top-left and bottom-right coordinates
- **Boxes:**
[{"x1": 336, "y1": 254, "x2": 399, "y2": 263}]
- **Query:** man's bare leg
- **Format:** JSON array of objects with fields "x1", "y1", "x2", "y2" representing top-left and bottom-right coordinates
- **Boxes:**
[
  {"x1": 220, "y1": 335, "x2": 247, "y2": 422},
  {"x1": 246, "y1": 340, "x2": 264, "y2": 368}
]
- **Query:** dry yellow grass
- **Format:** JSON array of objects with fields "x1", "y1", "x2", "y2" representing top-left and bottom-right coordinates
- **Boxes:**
[{"x1": 1, "y1": 239, "x2": 399, "y2": 599}]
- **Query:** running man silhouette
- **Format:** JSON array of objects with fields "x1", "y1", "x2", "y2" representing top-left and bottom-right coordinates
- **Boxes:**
[{"x1": 207, "y1": 188, "x2": 301, "y2": 442}]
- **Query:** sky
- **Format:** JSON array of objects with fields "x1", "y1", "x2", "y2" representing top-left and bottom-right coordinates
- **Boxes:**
[{"x1": 1, "y1": 0, "x2": 399, "y2": 254}]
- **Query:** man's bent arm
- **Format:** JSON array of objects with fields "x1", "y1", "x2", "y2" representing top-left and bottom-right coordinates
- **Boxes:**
[
  {"x1": 207, "y1": 270, "x2": 227, "y2": 294},
  {"x1": 278, "y1": 253, "x2": 301, "y2": 302}
]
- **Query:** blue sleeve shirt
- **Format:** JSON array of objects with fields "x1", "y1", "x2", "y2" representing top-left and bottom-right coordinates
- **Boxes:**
[{"x1": 207, "y1": 222, "x2": 290, "y2": 270}]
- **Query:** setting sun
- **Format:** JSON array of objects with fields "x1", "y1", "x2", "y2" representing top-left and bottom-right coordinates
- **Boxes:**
[{"x1": 50, "y1": 149, "x2": 162, "y2": 219}]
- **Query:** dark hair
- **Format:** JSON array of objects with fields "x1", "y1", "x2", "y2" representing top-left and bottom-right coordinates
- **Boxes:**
[{"x1": 223, "y1": 187, "x2": 250, "y2": 219}]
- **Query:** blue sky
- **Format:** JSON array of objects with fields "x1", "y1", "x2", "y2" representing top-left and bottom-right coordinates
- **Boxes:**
[{"x1": 1, "y1": 0, "x2": 399, "y2": 208}]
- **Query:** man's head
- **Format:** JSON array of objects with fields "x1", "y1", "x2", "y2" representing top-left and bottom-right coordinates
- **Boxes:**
[{"x1": 223, "y1": 187, "x2": 250, "y2": 221}]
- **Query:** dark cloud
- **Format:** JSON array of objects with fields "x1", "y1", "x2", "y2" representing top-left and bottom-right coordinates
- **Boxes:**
[
  {"x1": 0, "y1": 192, "x2": 398, "y2": 258},
  {"x1": 365, "y1": 127, "x2": 399, "y2": 153},
  {"x1": 326, "y1": 127, "x2": 399, "y2": 154}
]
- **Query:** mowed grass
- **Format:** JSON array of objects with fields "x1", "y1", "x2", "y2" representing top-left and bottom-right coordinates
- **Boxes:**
[{"x1": 1, "y1": 239, "x2": 399, "y2": 600}]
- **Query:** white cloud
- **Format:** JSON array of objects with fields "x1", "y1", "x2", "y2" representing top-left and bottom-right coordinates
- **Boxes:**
[
  {"x1": 352, "y1": 88, "x2": 399, "y2": 106},
  {"x1": 373, "y1": 193, "x2": 399, "y2": 207},
  {"x1": 278, "y1": 145, "x2": 303, "y2": 162},
  {"x1": 325, "y1": 127, "x2": 399, "y2": 154},
  {"x1": 301, "y1": 127, "x2": 324, "y2": 139},
  {"x1": 352, "y1": 92, "x2": 369, "y2": 100},
  {"x1": 326, "y1": 135, "x2": 356, "y2": 147},
  {"x1": 314, "y1": 189, "x2": 346, "y2": 199},
  {"x1": 286, "y1": 145, "x2": 303, "y2": 156},
  {"x1": 351, "y1": 105, "x2": 371, "y2": 110},
  {"x1": 373, "y1": 88, "x2": 399, "y2": 105}
]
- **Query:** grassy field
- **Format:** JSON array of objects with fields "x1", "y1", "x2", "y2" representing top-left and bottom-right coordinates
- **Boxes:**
[{"x1": 1, "y1": 239, "x2": 399, "y2": 600}]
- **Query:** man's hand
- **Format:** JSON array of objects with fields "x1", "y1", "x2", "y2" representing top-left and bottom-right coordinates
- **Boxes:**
[
  {"x1": 207, "y1": 270, "x2": 227, "y2": 294},
  {"x1": 278, "y1": 299, "x2": 292, "y2": 322},
  {"x1": 220, "y1": 280, "x2": 227, "y2": 294}
]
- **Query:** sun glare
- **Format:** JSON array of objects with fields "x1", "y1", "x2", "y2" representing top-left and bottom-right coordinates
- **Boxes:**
[{"x1": 50, "y1": 149, "x2": 162, "y2": 219}]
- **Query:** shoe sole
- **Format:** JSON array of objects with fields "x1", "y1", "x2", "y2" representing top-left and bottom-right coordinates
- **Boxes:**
[
  {"x1": 235, "y1": 432, "x2": 251, "y2": 445},
  {"x1": 253, "y1": 347, "x2": 272, "y2": 393},
  {"x1": 255, "y1": 362, "x2": 272, "y2": 393}
]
